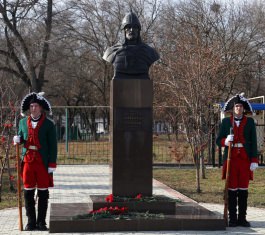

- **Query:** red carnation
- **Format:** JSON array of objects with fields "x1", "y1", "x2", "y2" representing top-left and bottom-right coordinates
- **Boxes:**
[
  {"x1": 105, "y1": 194, "x2": 114, "y2": 202},
  {"x1": 120, "y1": 207, "x2": 128, "y2": 213},
  {"x1": 135, "y1": 194, "x2": 142, "y2": 200}
]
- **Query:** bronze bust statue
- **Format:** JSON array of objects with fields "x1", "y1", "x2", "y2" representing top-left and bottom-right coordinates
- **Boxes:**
[{"x1": 103, "y1": 11, "x2": 159, "y2": 79}]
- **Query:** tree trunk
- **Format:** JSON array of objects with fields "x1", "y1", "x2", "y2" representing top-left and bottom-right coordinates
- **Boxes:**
[
  {"x1": 200, "y1": 151, "x2": 206, "y2": 179},
  {"x1": 194, "y1": 153, "x2": 201, "y2": 193},
  {"x1": 37, "y1": 0, "x2": 53, "y2": 92}
]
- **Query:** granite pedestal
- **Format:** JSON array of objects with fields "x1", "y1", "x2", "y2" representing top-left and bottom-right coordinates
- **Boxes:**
[
  {"x1": 50, "y1": 198, "x2": 226, "y2": 233},
  {"x1": 110, "y1": 79, "x2": 153, "y2": 196}
]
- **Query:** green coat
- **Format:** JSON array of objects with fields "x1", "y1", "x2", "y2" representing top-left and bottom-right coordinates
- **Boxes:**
[
  {"x1": 216, "y1": 116, "x2": 258, "y2": 162},
  {"x1": 18, "y1": 116, "x2": 57, "y2": 169}
]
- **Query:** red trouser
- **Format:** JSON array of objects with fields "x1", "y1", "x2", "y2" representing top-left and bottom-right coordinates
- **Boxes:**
[
  {"x1": 223, "y1": 147, "x2": 252, "y2": 190},
  {"x1": 22, "y1": 150, "x2": 50, "y2": 189}
]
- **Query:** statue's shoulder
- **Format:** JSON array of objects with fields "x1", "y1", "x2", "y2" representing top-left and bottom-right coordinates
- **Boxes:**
[
  {"x1": 103, "y1": 43, "x2": 123, "y2": 63},
  {"x1": 140, "y1": 43, "x2": 160, "y2": 62}
]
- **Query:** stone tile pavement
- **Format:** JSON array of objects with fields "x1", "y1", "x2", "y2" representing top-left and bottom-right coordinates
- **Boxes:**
[{"x1": 0, "y1": 165, "x2": 265, "y2": 235}]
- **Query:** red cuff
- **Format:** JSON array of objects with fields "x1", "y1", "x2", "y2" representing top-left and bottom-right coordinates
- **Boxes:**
[
  {"x1": 48, "y1": 163, "x2": 57, "y2": 168},
  {"x1": 251, "y1": 158, "x2": 259, "y2": 163},
  {"x1": 221, "y1": 138, "x2": 226, "y2": 147}
]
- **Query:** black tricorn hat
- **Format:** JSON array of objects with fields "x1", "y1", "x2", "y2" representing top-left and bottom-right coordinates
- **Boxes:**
[
  {"x1": 223, "y1": 93, "x2": 253, "y2": 113},
  {"x1": 20, "y1": 92, "x2": 52, "y2": 116}
]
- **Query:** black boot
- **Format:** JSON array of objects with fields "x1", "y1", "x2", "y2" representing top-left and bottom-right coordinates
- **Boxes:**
[
  {"x1": 24, "y1": 189, "x2": 36, "y2": 231},
  {"x1": 228, "y1": 190, "x2": 238, "y2": 227},
  {"x1": 36, "y1": 189, "x2": 49, "y2": 231},
  {"x1": 238, "y1": 190, "x2": 251, "y2": 227}
]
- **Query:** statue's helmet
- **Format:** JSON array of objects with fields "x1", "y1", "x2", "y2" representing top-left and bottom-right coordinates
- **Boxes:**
[{"x1": 121, "y1": 11, "x2": 141, "y2": 31}]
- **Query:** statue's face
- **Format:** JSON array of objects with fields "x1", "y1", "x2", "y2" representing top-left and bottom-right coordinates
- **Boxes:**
[{"x1": 124, "y1": 24, "x2": 139, "y2": 41}]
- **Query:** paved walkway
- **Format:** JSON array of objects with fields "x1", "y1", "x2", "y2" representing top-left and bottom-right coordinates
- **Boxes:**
[{"x1": 1, "y1": 165, "x2": 265, "y2": 235}]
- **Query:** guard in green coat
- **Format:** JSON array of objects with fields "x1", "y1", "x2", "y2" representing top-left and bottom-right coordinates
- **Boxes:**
[
  {"x1": 216, "y1": 93, "x2": 259, "y2": 227},
  {"x1": 13, "y1": 92, "x2": 57, "y2": 231}
]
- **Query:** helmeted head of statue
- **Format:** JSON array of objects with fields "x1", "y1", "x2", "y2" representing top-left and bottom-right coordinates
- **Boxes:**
[
  {"x1": 121, "y1": 11, "x2": 142, "y2": 44},
  {"x1": 121, "y1": 11, "x2": 141, "y2": 31}
]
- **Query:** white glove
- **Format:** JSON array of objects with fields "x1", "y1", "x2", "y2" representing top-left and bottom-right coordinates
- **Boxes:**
[
  {"x1": 225, "y1": 134, "x2": 234, "y2": 146},
  {"x1": 250, "y1": 163, "x2": 258, "y2": 171},
  {"x1": 48, "y1": 168, "x2": 56, "y2": 174},
  {"x1": 13, "y1": 135, "x2": 20, "y2": 145}
]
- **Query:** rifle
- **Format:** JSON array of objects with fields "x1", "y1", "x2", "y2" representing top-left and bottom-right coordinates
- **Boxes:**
[
  {"x1": 223, "y1": 127, "x2": 233, "y2": 226},
  {"x1": 16, "y1": 143, "x2": 23, "y2": 231},
  {"x1": 15, "y1": 114, "x2": 23, "y2": 231}
]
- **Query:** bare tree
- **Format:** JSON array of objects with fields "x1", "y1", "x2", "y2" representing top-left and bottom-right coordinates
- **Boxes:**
[
  {"x1": 153, "y1": 0, "x2": 265, "y2": 192},
  {"x1": 0, "y1": 0, "x2": 53, "y2": 92}
]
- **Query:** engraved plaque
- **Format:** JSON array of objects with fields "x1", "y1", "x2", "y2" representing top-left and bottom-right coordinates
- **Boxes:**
[{"x1": 115, "y1": 108, "x2": 152, "y2": 132}]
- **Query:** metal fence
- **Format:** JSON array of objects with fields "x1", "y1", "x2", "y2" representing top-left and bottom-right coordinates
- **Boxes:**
[
  {"x1": 251, "y1": 124, "x2": 264, "y2": 164},
  {"x1": 51, "y1": 107, "x2": 265, "y2": 166},
  {"x1": 52, "y1": 106, "x2": 195, "y2": 165}
]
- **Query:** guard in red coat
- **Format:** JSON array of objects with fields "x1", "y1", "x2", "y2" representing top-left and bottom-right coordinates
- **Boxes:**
[
  {"x1": 216, "y1": 93, "x2": 259, "y2": 227},
  {"x1": 13, "y1": 92, "x2": 57, "y2": 231}
]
